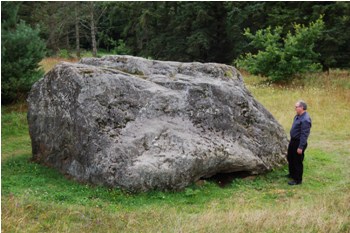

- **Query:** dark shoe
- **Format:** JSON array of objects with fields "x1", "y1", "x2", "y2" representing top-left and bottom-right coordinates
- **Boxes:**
[{"x1": 288, "y1": 180, "x2": 302, "y2": 185}]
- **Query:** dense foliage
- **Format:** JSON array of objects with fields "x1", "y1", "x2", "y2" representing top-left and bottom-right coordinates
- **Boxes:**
[
  {"x1": 1, "y1": 2, "x2": 46, "y2": 104},
  {"x1": 1, "y1": 2, "x2": 350, "y2": 103},
  {"x1": 236, "y1": 17, "x2": 325, "y2": 82},
  {"x1": 16, "y1": 1, "x2": 350, "y2": 68}
]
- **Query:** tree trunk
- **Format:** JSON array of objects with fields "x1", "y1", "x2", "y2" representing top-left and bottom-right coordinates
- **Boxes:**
[
  {"x1": 90, "y1": 2, "x2": 97, "y2": 57},
  {"x1": 66, "y1": 33, "x2": 70, "y2": 50},
  {"x1": 75, "y1": 3, "x2": 80, "y2": 58}
]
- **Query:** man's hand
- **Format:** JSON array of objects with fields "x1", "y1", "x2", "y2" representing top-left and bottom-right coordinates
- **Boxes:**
[{"x1": 297, "y1": 148, "x2": 303, "y2": 155}]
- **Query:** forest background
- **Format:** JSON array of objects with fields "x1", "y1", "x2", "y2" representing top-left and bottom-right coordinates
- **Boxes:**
[
  {"x1": 2, "y1": 1, "x2": 350, "y2": 104},
  {"x1": 10, "y1": 1, "x2": 350, "y2": 65}
]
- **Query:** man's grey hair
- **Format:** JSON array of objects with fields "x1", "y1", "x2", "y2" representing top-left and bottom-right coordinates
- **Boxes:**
[{"x1": 297, "y1": 100, "x2": 307, "y2": 110}]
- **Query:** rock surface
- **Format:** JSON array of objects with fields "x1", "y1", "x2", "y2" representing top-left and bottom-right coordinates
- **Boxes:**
[{"x1": 28, "y1": 55, "x2": 288, "y2": 192}]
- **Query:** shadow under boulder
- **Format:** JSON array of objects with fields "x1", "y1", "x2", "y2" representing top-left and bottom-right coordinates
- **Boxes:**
[{"x1": 203, "y1": 171, "x2": 254, "y2": 188}]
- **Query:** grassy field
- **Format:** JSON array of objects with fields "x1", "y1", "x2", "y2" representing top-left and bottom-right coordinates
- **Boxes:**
[{"x1": 2, "y1": 59, "x2": 350, "y2": 232}]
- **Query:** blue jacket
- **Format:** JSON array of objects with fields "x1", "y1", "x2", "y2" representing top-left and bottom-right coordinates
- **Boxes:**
[{"x1": 290, "y1": 112, "x2": 312, "y2": 150}]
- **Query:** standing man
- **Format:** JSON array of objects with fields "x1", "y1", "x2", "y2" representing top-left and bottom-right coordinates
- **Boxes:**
[{"x1": 287, "y1": 100, "x2": 312, "y2": 185}]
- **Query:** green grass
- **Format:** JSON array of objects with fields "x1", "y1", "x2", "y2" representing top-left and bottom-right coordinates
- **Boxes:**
[{"x1": 2, "y1": 69, "x2": 350, "y2": 232}]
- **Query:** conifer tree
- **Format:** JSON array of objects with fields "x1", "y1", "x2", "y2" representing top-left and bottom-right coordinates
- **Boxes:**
[{"x1": 1, "y1": 2, "x2": 46, "y2": 104}]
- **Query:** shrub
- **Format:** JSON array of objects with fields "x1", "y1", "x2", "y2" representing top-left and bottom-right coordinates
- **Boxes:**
[
  {"x1": 1, "y1": 21, "x2": 46, "y2": 104},
  {"x1": 57, "y1": 49, "x2": 71, "y2": 59},
  {"x1": 235, "y1": 17, "x2": 324, "y2": 82},
  {"x1": 110, "y1": 39, "x2": 131, "y2": 55}
]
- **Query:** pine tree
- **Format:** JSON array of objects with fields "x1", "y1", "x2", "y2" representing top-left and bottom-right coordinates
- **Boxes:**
[{"x1": 1, "y1": 2, "x2": 46, "y2": 104}]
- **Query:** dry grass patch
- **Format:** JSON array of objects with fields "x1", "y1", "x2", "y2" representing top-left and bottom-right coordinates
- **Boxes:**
[
  {"x1": 243, "y1": 70, "x2": 350, "y2": 141},
  {"x1": 39, "y1": 57, "x2": 79, "y2": 74}
]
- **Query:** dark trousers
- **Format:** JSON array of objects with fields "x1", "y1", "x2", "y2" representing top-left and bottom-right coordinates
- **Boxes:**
[{"x1": 287, "y1": 139, "x2": 307, "y2": 183}]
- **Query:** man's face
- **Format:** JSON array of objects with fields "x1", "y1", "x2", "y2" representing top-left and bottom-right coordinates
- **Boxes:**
[{"x1": 295, "y1": 102, "x2": 304, "y2": 115}]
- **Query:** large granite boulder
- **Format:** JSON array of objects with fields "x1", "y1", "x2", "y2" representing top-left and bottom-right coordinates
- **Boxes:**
[{"x1": 28, "y1": 55, "x2": 288, "y2": 192}]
